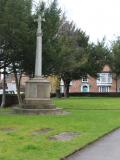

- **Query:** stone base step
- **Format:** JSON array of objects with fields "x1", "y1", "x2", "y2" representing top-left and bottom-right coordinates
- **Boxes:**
[{"x1": 13, "y1": 107, "x2": 64, "y2": 115}]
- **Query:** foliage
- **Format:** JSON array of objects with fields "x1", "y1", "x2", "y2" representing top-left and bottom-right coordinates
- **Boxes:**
[
  {"x1": 111, "y1": 37, "x2": 120, "y2": 76},
  {"x1": 0, "y1": 0, "x2": 33, "y2": 104},
  {"x1": 87, "y1": 39, "x2": 111, "y2": 77}
]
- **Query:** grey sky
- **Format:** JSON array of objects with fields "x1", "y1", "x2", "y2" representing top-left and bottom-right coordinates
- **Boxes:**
[{"x1": 35, "y1": 0, "x2": 120, "y2": 43}]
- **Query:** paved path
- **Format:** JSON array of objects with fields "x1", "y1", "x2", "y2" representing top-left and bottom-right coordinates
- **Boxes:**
[{"x1": 65, "y1": 128, "x2": 120, "y2": 160}]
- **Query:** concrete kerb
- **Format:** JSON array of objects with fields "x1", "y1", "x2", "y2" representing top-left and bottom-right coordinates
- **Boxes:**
[{"x1": 61, "y1": 126, "x2": 120, "y2": 160}]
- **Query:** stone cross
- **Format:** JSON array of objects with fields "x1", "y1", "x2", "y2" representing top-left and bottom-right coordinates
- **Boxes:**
[{"x1": 35, "y1": 15, "x2": 45, "y2": 77}]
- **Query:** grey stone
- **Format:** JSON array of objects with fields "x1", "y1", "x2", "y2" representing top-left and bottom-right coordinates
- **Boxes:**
[
  {"x1": 49, "y1": 132, "x2": 80, "y2": 141},
  {"x1": 13, "y1": 106, "x2": 63, "y2": 115},
  {"x1": 32, "y1": 128, "x2": 53, "y2": 135},
  {"x1": 0, "y1": 128, "x2": 15, "y2": 133}
]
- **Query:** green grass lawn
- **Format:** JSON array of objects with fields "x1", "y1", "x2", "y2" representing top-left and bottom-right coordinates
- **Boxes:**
[{"x1": 1, "y1": 97, "x2": 120, "y2": 160}]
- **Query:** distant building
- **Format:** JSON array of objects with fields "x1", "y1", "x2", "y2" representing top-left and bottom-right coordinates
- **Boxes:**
[
  {"x1": 61, "y1": 65, "x2": 119, "y2": 93},
  {"x1": 0, "y1": 73, "x2": 29, "y2": 94},
  {"x1": 0, "y1": 65, "x2": 119, "y2": 94}
]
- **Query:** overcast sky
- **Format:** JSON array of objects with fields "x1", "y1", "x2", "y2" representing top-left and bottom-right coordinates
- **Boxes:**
[{"x1": 35, "y1": 0, "x2": 120, "y2": 44}]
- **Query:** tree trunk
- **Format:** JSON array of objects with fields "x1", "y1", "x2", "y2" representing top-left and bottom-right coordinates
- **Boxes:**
[
  {"x1": 116, "y1": 74, "x2": 118, "y2": 93},
  {"x1": 13, "y1": 64, "x2": 22, "y2": 105},
  {"x1": 18, "y1": 73, "x2": 22, "y2": 91},
  {"x1": 63, "y1": 80, "x2": 70, "y2": 98},
  {"x1": 1, "y1": 65, "x2": 6, "y2": 108},
  {"x1": 55, "y1": 76, "x2": 61, "y2": 98}
]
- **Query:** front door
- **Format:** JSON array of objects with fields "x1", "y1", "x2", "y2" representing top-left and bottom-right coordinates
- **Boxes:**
[{"x1": 83, "y1": 86, "x2": 88, "y2": 92}]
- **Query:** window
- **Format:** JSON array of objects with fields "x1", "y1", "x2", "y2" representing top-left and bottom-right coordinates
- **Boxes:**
[
  {"x1": 82, "y1": 75, "x2": 88, "y2": 82},
  {"x1": 118, "y1": 88, "x2": 120, "y2": 92},
  {"x1": 99, "y1": 86, "x2": 110, "y2": 92},
  {"x1": 97, "y1": 73, "x2": 112, "y2": 84}
]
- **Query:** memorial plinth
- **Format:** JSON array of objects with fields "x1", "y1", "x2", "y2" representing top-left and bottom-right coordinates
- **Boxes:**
[
  {"x1": 25, "y1": 78, "x2": 51, "y2": 108},
  {"x1": 14, "y1": 77, "x2": 63, "y2": 114}
]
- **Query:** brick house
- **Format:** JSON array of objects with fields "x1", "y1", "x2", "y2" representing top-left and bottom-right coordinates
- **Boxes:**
[
  {"x1": 60, "y1": 65, "x2": 120, "y2": 93},
  {"x1": 1, "y1": 64, "x2": 120, "y2": 94}
]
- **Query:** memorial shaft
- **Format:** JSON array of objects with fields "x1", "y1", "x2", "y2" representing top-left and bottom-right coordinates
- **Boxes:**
[{"x1": 35, "y1": 16, "x2": 42, "y2": 77}]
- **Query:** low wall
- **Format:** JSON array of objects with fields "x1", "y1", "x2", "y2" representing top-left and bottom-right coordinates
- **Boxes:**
[
  {"x1": 69, "y1": 92, "x2": 120, "y2": 97},
  {"x1": 0, "y1": 94, "x2": 25, "y2": 107}
]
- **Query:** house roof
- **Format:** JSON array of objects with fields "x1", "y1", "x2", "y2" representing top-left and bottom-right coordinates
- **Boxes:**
[{"x1": 102, "y1": 64, "x2": 111, "y2": 72}]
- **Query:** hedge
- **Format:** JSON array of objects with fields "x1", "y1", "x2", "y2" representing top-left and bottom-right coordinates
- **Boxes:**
[{"x1": 0, "y1": 92, "x2": 120, "y2": 107}]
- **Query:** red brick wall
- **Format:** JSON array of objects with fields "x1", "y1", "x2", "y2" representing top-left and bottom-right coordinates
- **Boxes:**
[
  {"x1": 69, "y1": 80, "x2": 80, "y2": 92},
  {"x1": 69, "y1": 76, "x2": 99, "y2": 93},
  {"x1": 88, "y1": 76, "x2": 98, "y2": 92},
  {"x1": 110, "y1": 76, "x2": 116, "y2": 92},
  {"x1": 69, "y1": 75, "x2": 117, "y2": 93}
]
